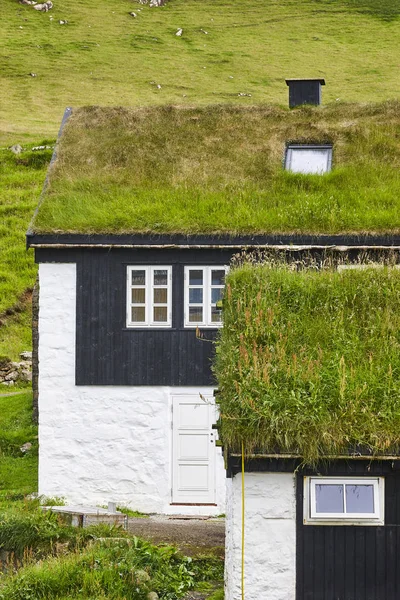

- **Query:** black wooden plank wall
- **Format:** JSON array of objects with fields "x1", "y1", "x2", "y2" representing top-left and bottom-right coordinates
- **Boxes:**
[
  {"x1": 71, "y1": 247, "x2": 233, "y2": 385},
  {"x1": 296, "y1": 460, "x2": 400, "y2": 600}
]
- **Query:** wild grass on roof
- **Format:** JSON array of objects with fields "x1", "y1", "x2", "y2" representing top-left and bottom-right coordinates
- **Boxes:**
[
  {"x1": 31, "y1": 101, "x2": 400, "y2": 235},
  {"x1": 215, "y1": 260, "x2": 400, "y2": 463}
]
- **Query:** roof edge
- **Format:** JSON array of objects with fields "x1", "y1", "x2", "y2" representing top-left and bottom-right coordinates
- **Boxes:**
[{"x1": 26, "y1": 232, "x2": 400, "y2": 249}]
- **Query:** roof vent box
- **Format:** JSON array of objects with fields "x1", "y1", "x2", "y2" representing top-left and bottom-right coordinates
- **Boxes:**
[{"x1": 285, "y1": 79, "x2": 325, "y2": 108}]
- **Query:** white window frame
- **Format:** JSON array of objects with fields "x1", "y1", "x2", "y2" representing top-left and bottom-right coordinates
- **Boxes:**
[
  {"x1": 126, "y1": 266, "x2": 172, "y2": 328},
  {"x1": 303, "y1": 476, "x2": 384, "y2": 526},
  {"x1": 184, "y1": 266, "x2": 229, "y2": 328},
  {"x1": 285, "y1": 144, "x2": 333, "y2": 174}
]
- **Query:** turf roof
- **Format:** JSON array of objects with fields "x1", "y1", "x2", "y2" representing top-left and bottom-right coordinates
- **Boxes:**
[
  {"x1": 215, "y1": 262, "x2": 400, "y2": 462},
  {"x1": 30, "y1": 101, "x2": 400, "y2": 236}
]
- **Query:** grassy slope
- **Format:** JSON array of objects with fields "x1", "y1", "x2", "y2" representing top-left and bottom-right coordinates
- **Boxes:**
[
  {"x1": 0, "y1": 391, "x2": 37, "y2": 497},
  {"x1": 0, "y1": 145, "x2": 52, "y2": 359},
  {"x1": 32, "y1": 101, "x2": 400, "y2": 235},
  {"x1": 1, "y1": 0, "x2": 400, "y2": 144}
]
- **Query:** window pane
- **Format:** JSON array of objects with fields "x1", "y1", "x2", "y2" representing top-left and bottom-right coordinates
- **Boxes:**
[
  {"x1": 315, "y1": 484, "x2": 344, "y2": 513},
  {"x1": 153, "y1": 306, "x2": 168, "y2": 322},
  {"x1": 131, "y1": 270, "x2": 146, "y2": 286},
  {"x1": 132, "y1": 289, "x2": 145, "y2": 304},
  {"x1": 212, "y1": 270, "x2": 225, "y2": 286},
  {"x1": 154, "y1": 288, "x2": 167, "y2": 304},
  {"x1": 211, "y1": 307, "x2": 222, "y2": 323},
  {"x1": 131, "y1": 306, "x2": 145, "y2": 322},
  {"x1": 288, "y1": 148, "x2": 331, "y2": 175},
  {"x1": 154, "y1": 270, "x2": 168, "y2": 286},
  {"x1": 211, "y1": 288, "x2": 223, "y2": 303},
  {"x1": 189, "y1": 288, "x2": 203, "y2": 304},
  {"x1": 189, "y1": 307, "x2": 203, "y2": 322},
  {"x1": 189, "y1": 270, "x2": 203, "y2": 286},
  {"x1": 346, "y1": 485, "x2": 374, "y2": 514}
]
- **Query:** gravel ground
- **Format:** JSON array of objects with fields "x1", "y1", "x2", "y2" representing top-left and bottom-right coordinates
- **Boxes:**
[{"x1": 127, "y1": 515, "x2": 225, "y2": 556}]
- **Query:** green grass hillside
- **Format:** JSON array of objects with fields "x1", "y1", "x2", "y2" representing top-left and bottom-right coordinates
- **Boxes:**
[{"x1": 2, "y1": 0, "x2": 400, "y2": 144}]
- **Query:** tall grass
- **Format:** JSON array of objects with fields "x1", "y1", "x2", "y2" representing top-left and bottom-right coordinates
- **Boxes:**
[{"x1": 215, "y1": 262, "x2": 400, "y2": 463}]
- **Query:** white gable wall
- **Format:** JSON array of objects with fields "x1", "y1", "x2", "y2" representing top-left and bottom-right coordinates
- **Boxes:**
[
  {"x1": 38, "y1": 263, "x2": 225, "y2": 515},
  {"x1": 225, "y1": 472, "x2": 296, "y2": 600}
]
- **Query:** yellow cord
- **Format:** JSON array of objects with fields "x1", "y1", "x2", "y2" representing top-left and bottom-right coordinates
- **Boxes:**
[{"x1": 241, "y1": 441, "x2": 245, "y2": 600}]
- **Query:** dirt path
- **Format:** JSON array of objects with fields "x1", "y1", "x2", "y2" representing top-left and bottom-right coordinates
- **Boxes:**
[{"x1": 127, "y1": 515, "x2": 225, "y2": 557}]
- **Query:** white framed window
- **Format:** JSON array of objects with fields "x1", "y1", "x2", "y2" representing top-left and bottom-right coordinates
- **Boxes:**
[
  {"x1": 184, "y1": 266, "x2": 228, "y2": 328},
  {"x1": 126, "y1": 266, "x2": 172, "y2": 328},
  {"x1": 285, "y1": 144, "x2": 332, "y2": 174},
  {"x1": 303, "y1": 477, "x2": 384, "y2": 525}
]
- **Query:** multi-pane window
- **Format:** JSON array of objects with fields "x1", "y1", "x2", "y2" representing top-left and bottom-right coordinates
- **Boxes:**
[
  {"x1": 126, "y1": 266, "x2": 172, "y2": 327},
  {"x1": 285, "y1": 144, "x2": 333, "y2": 174},
  {"x1": 304, "y1": 477, "x2": 384, "y2": 525},
  {"x1": 184, "y1": 266, "x2": 228, "y2": 328}
]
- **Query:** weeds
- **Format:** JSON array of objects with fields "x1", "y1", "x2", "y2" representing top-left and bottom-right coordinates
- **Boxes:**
[{"x1": 215, "y1": 261, "x2": 400, "y2": 463}]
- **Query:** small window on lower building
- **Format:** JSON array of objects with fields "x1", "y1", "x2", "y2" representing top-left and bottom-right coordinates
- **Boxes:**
[
  {"x1": 126, "y1": 266, "x2": 172, "y2": 327},
  {"x1": 285, "y1": 144, "x2": 332, "y2": 174},
  {"x1": 304, "y1": 477, "x2": 384, "y2": 525}
]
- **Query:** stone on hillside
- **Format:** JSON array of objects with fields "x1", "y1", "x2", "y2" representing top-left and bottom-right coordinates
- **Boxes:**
[
  {"x1": 10, "y1": 144, "x2": 22, "y2": 155},
  {"x1": 129, "y1": 11, "x2": 137, "y2": 17},
  {"x1": 20, "y1": 351, "x2": 32, "y2": 360},
  {"x1": 176, "y1": 28, "x2": 183, "y2": 36},
  {"x1": 20, "y1": 442, "x2": 32, "y2": 453},
  {"x1": 149, "y1": 0, "x2": 165, "y2": 6},
  {"x1": 34, "y1": 1, "x2": 53, "y2": 11},
  {"x1": 29, "y1": 73, "x2": 37, "y2": 77}
]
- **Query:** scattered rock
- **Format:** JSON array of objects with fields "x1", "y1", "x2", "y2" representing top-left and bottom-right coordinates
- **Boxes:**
[
  {"x1": 19, "y1": 0, "x2": 37, "y2": 5},
  {"x1": 149, "y1": 0, "x2": 165, "y2": 6},
  {"x1": 156, "y1": 84, "x2": 161, "y2": 89},
  {"x1": 20, "y1": 351, "x2": 32, "y2": 360},
  {"x1": 200, "y1": 28, "x2": 208, "y2": 34},
  {"x1": 176, "y1": 28, "x2": 183, "y2": 36},
  {"x1": 0, "y1": 353, "x2": 32, "y2": 386},
  {"x1": 59, "y1": 19, "x2": 68, "y2": 24},
  {"x1": 20, "y1": 442, "x2": 32, "y2": 454},
  {"x1": 10, "y1": 144, "x2": 23, "y2": 155},
  {"x1": 33, "y1": 1, "x2": 53, "y2": 11},
  {"x1": 238, "y1": 92, "x2": 252, "y2": 97},
  {"x1": 129, "y1": 11, "x2": 137, "y2": 17},
  {"x1": 29, "y1": 72, "x2": 37, "y2": 77}
]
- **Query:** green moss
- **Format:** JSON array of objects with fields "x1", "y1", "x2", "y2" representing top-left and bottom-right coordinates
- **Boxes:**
[
  {"x1": 215, "y1": 262, "x2": 400, "y2": 463},
  {"x1": 31, "y1": 102, "x2": 400, "y2": 235}
]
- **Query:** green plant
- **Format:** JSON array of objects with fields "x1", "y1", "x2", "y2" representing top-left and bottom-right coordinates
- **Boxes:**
[{"x1": 215, "y1": 261, "x2": 400, "y2": 463}]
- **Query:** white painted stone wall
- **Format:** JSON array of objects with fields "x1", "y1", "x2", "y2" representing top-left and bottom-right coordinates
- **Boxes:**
[
  {"x1": 38, "y1": 263, "x2": 225, "y2": 515},
  {"x1": 225, "y1": 472, "x2": 296, "y2": 600}
]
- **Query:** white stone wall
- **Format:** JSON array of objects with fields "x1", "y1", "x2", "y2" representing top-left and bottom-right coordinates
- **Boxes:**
[
  {"x1": 38, "y1": 263, "x2": 225, "y2": 515},
  {"x1": 225, "y1": 472, "x2": 296, "y2": 600}
]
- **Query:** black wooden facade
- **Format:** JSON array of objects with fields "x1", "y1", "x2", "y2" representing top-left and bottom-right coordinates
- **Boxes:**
[
  {"x1": 228, "y1": 456, "x2": 400, "y2": 600},
  {"x1": 35, "y1": 246, "x2": 235, "y2": 386}
]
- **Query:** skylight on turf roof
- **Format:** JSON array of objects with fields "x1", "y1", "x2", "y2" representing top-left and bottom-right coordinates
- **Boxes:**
[{"x1": 285, "y1": 144, "x2": 333, "y2": 174}]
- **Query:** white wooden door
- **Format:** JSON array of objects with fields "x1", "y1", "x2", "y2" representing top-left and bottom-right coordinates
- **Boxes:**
[{"x1": 172, "y1": 394, "x2": 216, "y2": 504}]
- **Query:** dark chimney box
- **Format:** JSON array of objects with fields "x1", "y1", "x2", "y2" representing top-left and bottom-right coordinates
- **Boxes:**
[{"x1": 285, "y1": 79, "x2": 325, "y2": 108}]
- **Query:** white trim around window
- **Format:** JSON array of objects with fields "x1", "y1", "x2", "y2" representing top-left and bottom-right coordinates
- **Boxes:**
[
  {"x1": 126, "y1": 266, "x2": 172, "y2": 328},
  {"x1": 303, "y1": 476, "x2": 384, "y2": 526},
  {"x1": 184, "y1": 266, "x2": 229, "y2": 328}
]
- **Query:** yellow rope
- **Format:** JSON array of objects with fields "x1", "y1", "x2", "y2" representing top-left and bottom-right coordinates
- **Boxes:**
[{"x1": 241, "y1": 441, "x2": 245, "y2": 600}]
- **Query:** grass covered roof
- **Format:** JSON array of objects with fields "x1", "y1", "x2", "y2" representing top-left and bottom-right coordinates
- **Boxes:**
[
  {"x1": 215, "y1": 262, "x2": 400, "y2": 462},
  {"x1": 31, "y1": 101, "x2": 400, "y2": 236}
]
